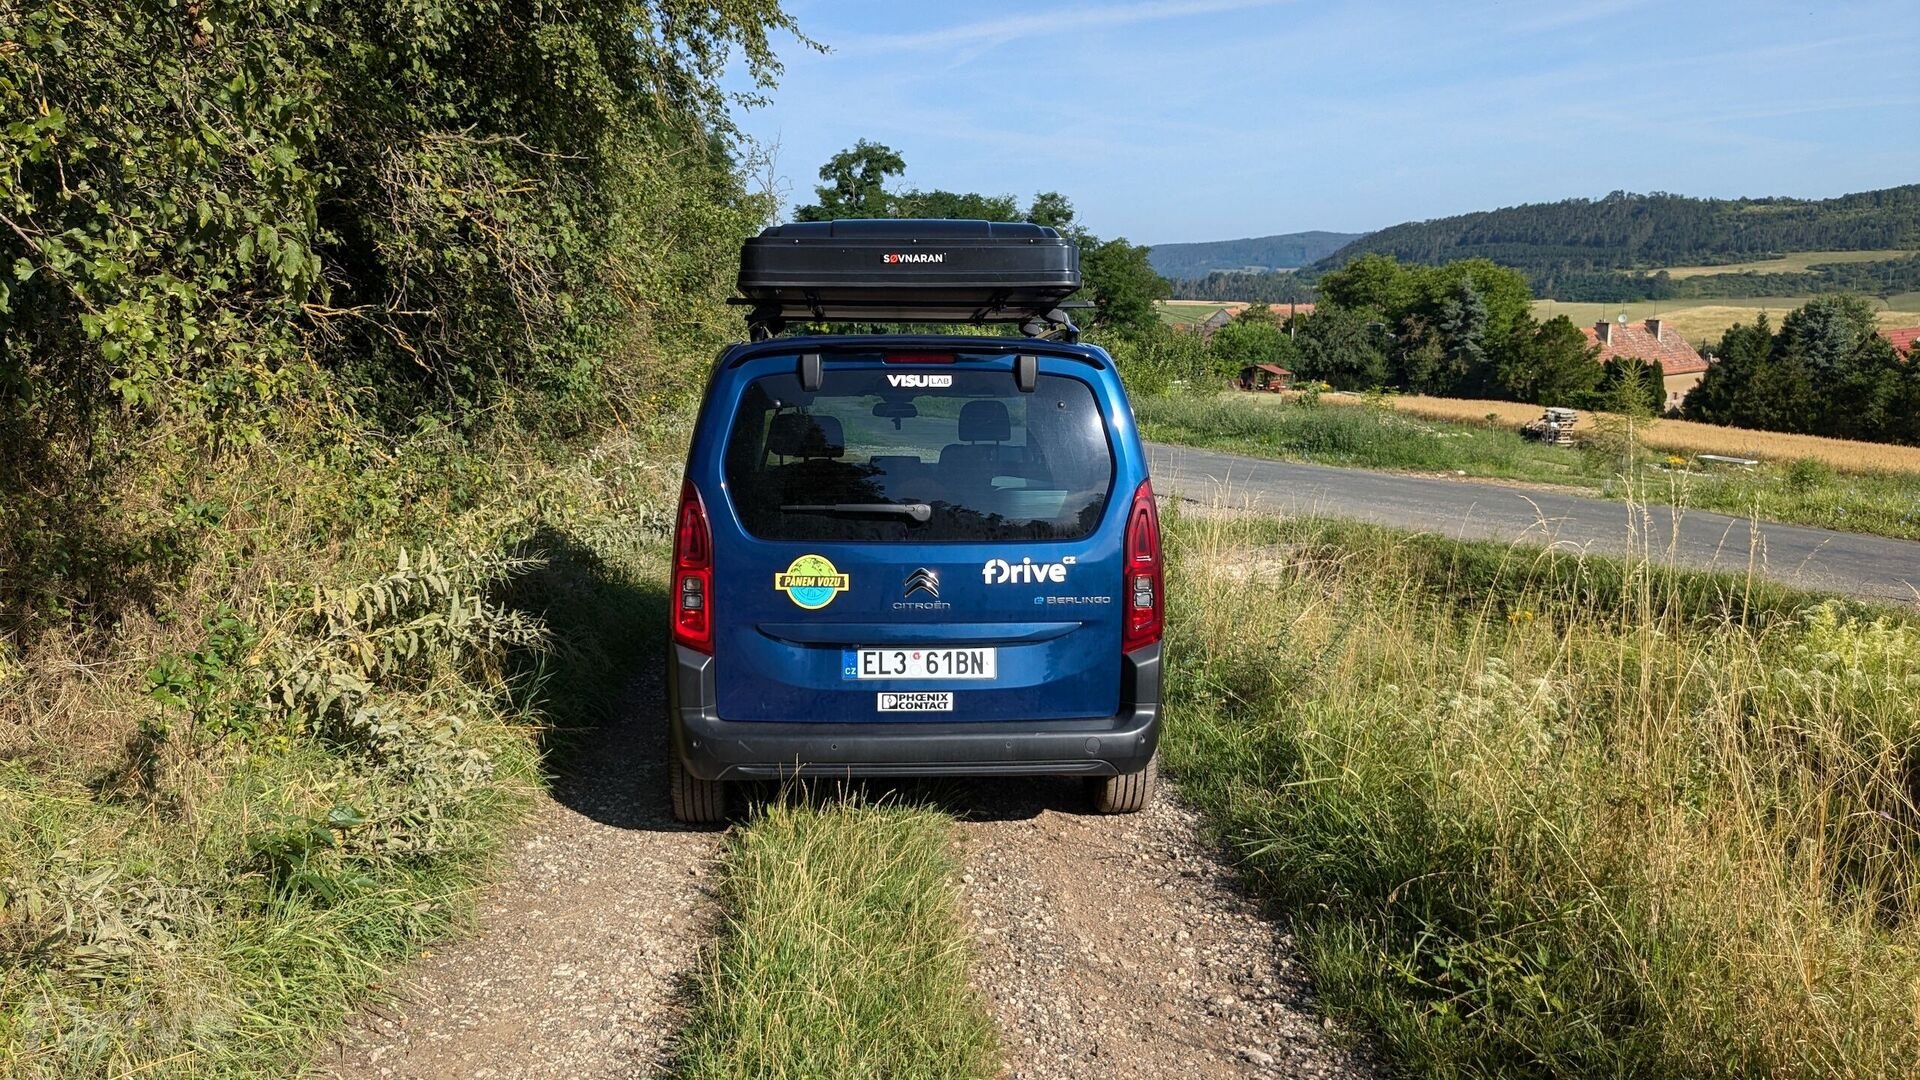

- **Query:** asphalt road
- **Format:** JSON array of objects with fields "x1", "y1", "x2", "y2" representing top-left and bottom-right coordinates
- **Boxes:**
[{"x1": 1147, "y1": 442, "x2": 1920, "y2": 606}]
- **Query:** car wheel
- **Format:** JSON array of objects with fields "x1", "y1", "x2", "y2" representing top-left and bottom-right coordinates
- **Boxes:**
[
  {"x1": 1090, "y1": 754, "x2": 1156, "y2": 814},
  {"x1": 669, "y1": 752, "x2": 728, "y2": 823}
]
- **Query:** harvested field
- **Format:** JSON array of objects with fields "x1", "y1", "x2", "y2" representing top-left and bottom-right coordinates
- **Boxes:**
[{"x1": 1308, "y1": 393, "x2": 1920, "y2": 475}]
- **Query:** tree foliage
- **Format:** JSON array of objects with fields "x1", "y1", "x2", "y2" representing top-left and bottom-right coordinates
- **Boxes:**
[
  {"x1": 1209, "y1": 308, "x2": 1302, "y2": 378},
  {"x1": 789, "y1": 143, "x2": 1170, "y2": 337},
  {"x1": 1312, "y1": 254, "x2": 1534, "y2": 397},
  {"x1": 1313, "y1": 186, "x2": 1920, "y2": 303},
  {"x1": 1, "y1": 0, "x2": 800, "y2": 629},
  {"x1": 1685, "y1": 296, "x2": 1920, "y2": 445}
]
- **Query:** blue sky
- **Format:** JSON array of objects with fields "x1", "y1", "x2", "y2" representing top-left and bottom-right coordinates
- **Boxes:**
[{"x1": 724, "y1": 0, "x2": 1920, "y2": 246}]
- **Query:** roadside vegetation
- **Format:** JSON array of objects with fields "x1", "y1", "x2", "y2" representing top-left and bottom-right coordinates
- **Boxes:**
[
  {"x1": 1160, "y1": 508, "x2": 1920, "y2": 1077},
  {"x1": 1136, "y1": 392, "x2": 1920, "y2": 540},
  {"x1": 1, "y1": 1, "x2": 792, "y2": 1074},
  {"x1": 675, "y1": 798, "x2": 998, "y2": 1080}
]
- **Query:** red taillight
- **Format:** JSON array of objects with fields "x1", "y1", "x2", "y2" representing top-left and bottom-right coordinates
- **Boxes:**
[
  {"x1": 1122, "y1": 479, "x2": 1163, "y2": 652},
  {"x1": 673, "y1": 479, "x2": 714, "y2": 654},
  {"x1": 882, "y1": 352, "x2": 956, "y2": 363}
]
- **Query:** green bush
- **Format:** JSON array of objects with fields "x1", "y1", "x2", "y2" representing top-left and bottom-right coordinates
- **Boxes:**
[{"x1": 1, "y1": 0, "x2": 796, "y2": 631}]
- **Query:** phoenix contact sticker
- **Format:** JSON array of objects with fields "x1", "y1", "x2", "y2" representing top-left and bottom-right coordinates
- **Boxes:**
[
  {"x1": 877, "y1": 692, "x2": 953, "y2": 712},
  {"x1": 774, "y1": 554, "x2": 850, "y2": 610}
]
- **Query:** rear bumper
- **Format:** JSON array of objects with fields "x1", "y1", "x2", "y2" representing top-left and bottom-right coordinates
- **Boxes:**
[{"x1": 667, "y1": 643, "x2": 1161, "y2": 780}]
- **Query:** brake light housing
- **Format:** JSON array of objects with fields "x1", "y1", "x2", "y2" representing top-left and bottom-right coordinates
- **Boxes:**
[
  {"x1": 673, "y1": 479, "x2": 714, "y2": 654},
  {"x1": 1122, "y1": 479, "x2": 1163, "y2": 652}
]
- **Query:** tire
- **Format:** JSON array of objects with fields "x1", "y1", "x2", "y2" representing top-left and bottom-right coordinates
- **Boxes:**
[
  {"x1": 1090, "y1": 753, "x2": 1156, "y2": 814},
  {"x1": 669, "y1": 752, "x2": 728, "y2": 823}
]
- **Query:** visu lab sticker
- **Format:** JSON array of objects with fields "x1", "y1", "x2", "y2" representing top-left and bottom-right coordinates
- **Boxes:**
[
  {"x1": 877, "y1": 692, "x2": 953, "y2": 712},
  {"x1": 774, "y1": 554, "x2": 850, "y2": 610}
]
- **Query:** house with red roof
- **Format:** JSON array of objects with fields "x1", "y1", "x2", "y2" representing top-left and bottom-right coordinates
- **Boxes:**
[
  {"x1": 1883, "y1": 326, "x2": 1920, "y2": 357},
  {"x1": 1580, "y1": 318, "x2": 1710, "y2": 410}
]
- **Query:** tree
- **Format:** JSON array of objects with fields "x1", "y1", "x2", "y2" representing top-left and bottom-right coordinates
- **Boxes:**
[
  {"x1": 794, "y1": 140, "x2": 904, "y2": 220},
  {"x1": 1684, "y1": 316, "x2": 1771, "y2": 424},
  {"x1": 1209, "y1": 313, "x2": 1301, "y2": 379},
  {"x1": 1316, "y1": 253, "x2": 1419, "y2": 315},
  {"x1": 1681, "y1": 301, "x2": 1918, "y2": 443},
  {"x1": 1591, "y1": 356, "x2": 1665, "y2": 414},
  {"x1": 1025, "y1": 191, "x2": 1075, "y2": 229},
  {"x1": 1497, "y1": 315, "x2": 1601, "y2": 405},
  {"x1": 1436, "y1": 275, "x2": 1491, "y2": 394},
  {"x1": 893, "y1": 189, "x2": 1019, "y2": 220},
  {"x1": 1296, "y1": 306, "x2": 1389, "y2": 389},
  {"x1": 1080, "y1": 236, "x2": 1170, "y2": 337}
]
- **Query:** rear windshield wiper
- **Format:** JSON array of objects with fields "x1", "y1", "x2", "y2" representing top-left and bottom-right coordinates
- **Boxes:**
[{"x1": 780, "y1": 502, "x2": 933, "y2": 523}]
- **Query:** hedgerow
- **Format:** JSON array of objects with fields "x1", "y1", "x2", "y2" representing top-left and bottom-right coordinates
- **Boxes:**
[{"x1": 1, "y1": 1, "x2": 803, "y2": 1073}]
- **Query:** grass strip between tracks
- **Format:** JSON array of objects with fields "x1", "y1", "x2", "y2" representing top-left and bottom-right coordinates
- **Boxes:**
[{"x1": 675, "y1": 798, "x2": 999, "y2": 1080}]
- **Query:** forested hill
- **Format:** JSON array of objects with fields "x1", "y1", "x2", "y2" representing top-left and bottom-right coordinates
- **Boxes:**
[
  {"x1": 1311, "y1": 185, "x2": 1920, "y2": 276},
  {"x1": 1147, "y1": 230, "x2": 1364, "y2": 278}
]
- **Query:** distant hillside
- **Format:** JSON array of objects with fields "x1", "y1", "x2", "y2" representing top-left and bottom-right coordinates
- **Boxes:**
[
  {"x1": 1313, "y1": 185, "x2": 1920, "y2": 301},
  {"x1": 1148, "y1": 230, "x2": 1363, "y2": 279}
]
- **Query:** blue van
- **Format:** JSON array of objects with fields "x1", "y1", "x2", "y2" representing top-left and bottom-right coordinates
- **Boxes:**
[{"x1": 665, "y1": 220, "x2": 1162, "y2": 821}]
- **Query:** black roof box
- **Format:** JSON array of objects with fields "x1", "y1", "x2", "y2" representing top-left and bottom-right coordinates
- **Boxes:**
[{"x1": 735, "y1": 219, "x2": 1082, "y2": 338}]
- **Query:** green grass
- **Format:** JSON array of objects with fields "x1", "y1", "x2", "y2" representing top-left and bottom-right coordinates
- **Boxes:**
[
  {"x1": 1135, "y1": 393, "x2": 1920, "y2": 540},
  {"x1": 675, "y1": 798, "x2": 998, "y2": 1080},
  {"x1": 1156, "y1": 301, "x2": 1232, "y2": 327},
  {"x1": 1159, "y1": 509, "x2": 1920, "y2": 1077}
]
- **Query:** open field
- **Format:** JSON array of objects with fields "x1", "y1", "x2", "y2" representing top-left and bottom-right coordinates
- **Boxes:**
[
  {"x1": 1656, "y1": 248, "x2": 1916, "y2": 279},
  {"x1": 1164, "y1": 296, "x2": 1920, "y2": 344},
  {"x1": 1156, "y1": 300, "x2": 1233, "y2": 327},
  {"x1": 1163, "y1": 511, "x2": 1920, "y2": 1076},
  {"x1": 1346, "y1": 393, "x2": 1920, "y2": 474},
  {"x1": 1532, "y1": 297, "x2": 1920, "y2": 343},
  {"x1": 1136, "y1": 393, "x2": 1920, "y2": 540}
]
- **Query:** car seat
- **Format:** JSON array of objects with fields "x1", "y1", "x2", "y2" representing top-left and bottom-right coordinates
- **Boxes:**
[{"x1": 939, "y1": 400, "x2": 1015, "y2": 503}]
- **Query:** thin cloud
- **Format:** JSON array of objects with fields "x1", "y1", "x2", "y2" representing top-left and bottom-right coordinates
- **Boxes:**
[{"x1": 831, "y1": 0, "x2": 1289, "y2": 55}]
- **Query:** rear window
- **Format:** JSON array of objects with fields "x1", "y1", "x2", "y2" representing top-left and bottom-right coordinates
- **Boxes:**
[{"x1": 722, "y1": 367, "x2": 1114, "y2": 542}]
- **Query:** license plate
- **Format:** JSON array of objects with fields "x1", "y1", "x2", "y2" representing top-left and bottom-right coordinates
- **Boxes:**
[
  {"x1": 877, "y1": 691, "x2": 953, "y2": 712},
  {"x1": 844, "y1": 647, "x2": 997, "y2": 680}
]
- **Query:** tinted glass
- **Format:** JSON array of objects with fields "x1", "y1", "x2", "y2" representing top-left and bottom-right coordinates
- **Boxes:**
[{"x1": 723, "y1": 368, "x2": 1114, "y2": 542}]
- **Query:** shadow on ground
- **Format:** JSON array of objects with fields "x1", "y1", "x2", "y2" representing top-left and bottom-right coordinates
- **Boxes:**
[
  {"x1": 502, "y1": 524, "x2": 1110, "y2": 830},
  {"x1": 501, "y1": 525, "x2": 690, "y2": 832}
]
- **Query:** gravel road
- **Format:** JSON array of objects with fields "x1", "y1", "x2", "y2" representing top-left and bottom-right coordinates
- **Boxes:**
[
  {"x1": 318, "y1": 702, "x2": 724, "y2": 1079},
  {"x1": 957, "y1": 780, "x2": 1376, "y2": 1079},
  {"x1": 1150, "y1": 441, "x2": 1920, "y2": 604}
]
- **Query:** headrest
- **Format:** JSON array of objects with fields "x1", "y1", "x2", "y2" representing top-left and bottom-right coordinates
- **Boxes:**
[
  {"x1": 958, "y1": 400, "x2": 1011, "y2": 443},
  {"x1": 767, "y1": 412, "x2": 844, "y2": 459}
]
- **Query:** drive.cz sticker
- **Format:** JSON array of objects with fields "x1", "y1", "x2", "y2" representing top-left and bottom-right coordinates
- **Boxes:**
[{"x1": 877, "y1": 692, "x2": 953, "y2": 712}]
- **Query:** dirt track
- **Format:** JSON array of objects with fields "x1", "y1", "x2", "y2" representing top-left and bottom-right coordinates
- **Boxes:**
[
  {"x1": 319, "y1": 724, "x2": 1372, "y2": 1078},
  {"x1": 319, "y1": 702, "x2": 724, "y2": 1079},
  {"x1": 956, "y1": 783, "x2": 1375, "y2": 1078}
]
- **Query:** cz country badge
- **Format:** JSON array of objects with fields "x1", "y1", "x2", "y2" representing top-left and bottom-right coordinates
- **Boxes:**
[{"x1": 775, "y1": 554, "x2": 850, "y2": 610}]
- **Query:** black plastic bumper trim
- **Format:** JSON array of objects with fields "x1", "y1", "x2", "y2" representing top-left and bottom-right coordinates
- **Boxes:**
[{"x1": 667, "y1": 643, "x2": 1161, "y2": 781}]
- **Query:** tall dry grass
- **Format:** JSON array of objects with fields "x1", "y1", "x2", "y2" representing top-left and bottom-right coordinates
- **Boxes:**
[{"x1": 1162, "y1": 506, "x2": 1920, "y2": 1076}]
